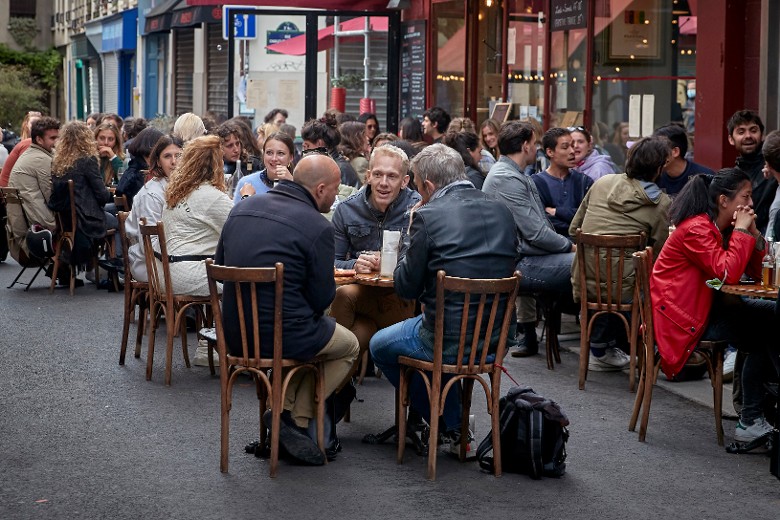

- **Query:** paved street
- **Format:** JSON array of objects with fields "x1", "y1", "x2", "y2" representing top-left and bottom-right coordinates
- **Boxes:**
[{"x1": 0, "y1": 259, "x2": 777, "y2": 520}]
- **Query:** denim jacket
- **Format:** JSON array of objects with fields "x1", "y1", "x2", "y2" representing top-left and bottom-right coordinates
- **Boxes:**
[{"x1": 332, "y1": 185, "x2": 421, "y2": 269}]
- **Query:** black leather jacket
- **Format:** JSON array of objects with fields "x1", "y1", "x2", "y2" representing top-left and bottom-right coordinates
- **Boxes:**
[{"x1": 394, "y1": 184, "x2": 518, "y2": 355}]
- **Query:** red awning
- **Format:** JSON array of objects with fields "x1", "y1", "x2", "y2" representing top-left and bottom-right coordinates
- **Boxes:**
[
  {"x1": 265, "y1": 16, "x2": 389, "y2": 56},
  {"x1": 185, "y1": 0, "x2": 390, "y2": 9}
]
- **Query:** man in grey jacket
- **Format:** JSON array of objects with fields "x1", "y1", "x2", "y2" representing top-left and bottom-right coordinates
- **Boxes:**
[
  {"x1": 482, "y1": 121, "x2": 576, "y2": 357},
  {"x1": 6, "y1": 117, "x2": 60, "y2": 264}
]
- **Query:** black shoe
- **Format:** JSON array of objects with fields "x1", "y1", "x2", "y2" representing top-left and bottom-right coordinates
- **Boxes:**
[
  {"x1": 325, "y1": 436, "x2": 342, "y2": 461},
  {"x1": 277, "y1": 411, "x2": 326, "y2": 466},
  {"x1": 511, "y1": 323, "x2": 538, "y2": 357}
]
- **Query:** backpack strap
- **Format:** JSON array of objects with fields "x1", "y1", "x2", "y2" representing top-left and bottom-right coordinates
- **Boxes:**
[
  {"x1": 476, "y1": 428, "x2": 495, "y2": 472},
  {"x1": 527, "y1": 408, "x2": 545, "y2": 479}
]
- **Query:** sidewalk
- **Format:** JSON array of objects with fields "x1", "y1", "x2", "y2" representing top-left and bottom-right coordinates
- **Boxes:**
[{"x1": 553, "y1": 314, "x2": 738, "y2": 419}]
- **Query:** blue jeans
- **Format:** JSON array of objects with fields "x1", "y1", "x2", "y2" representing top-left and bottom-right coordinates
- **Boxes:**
[
  {"x1": 370, "y1": 315, "x2": 462, "y2": 431},
  {"x1": 516, "y1": 252, "x2": 575, "y2": 294}
]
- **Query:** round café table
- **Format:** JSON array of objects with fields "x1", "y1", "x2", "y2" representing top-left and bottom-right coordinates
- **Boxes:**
[{"x1": 720, "y1": 284, "x2": 778, "y2": 299}]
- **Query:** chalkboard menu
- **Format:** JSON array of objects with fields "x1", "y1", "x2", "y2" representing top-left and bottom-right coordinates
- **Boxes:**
[
  {"x1": 550, "y1": 0, "x2": 587, "y2": 32},
  {"x1": 400, "y1": 20, "x2": 426, "y2": 119}
]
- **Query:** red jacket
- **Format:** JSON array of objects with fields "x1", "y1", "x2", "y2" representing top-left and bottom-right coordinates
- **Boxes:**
[
  {"x1": 0, "y1": 139, "x2": 32, "y2": 187},
  {"x1": 650, "y1": 214, "x2": 762, "y2": 377}
]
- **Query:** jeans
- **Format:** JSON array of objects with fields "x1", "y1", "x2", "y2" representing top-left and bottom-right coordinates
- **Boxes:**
[
  {"x1": 516, "y1": 252, "x2": 575, "y2": 294},
  {"x1": 702, "y1": 293, "x2": 780, "y2": 423},
  {"x1": 370, "y1": 315, "x2": 462, "y2": 431}
]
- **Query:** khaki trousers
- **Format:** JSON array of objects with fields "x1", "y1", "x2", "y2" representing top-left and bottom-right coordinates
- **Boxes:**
[{"x1": 284, "y1": 323, "x2": 359, "y2": 428}]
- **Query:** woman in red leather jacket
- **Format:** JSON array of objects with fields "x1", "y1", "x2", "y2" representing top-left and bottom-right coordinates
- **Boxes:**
[{"x1": 651, "y1": 168, "x2": 778, "y2": 443}]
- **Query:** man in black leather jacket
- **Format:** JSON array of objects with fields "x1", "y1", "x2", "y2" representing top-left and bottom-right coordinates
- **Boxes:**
[{"x1": 370, "y1": 143, "x2": 518, "y2": 441}]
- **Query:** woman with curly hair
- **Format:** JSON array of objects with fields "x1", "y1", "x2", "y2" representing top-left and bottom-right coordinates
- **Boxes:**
[
  {"x1": 160, "y1": 135, "x2": 233, "y2": 296},
  {"x1": 95, "y1": 121, "x2": 125, "y2": 185},
  {"x1": 48, "y1": 121, "x2": 114, "y2": 267},
  {"x1": 125, "y1": 134, "x2": 183, "y2": 282},
  {"x1": 338, "y1": 120, "x2": 370, "y2": 184},
  {"x1": 301, "y1": 112, "x2": 360, "y2": 187}
]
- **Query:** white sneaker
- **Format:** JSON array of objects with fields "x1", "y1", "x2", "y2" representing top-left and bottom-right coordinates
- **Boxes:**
[
  {"x1": 443, "y1": 428, "x2": 477, "y2": 460},
  {"x1": 193, "y1": 345, "x2": 219, "y2": 367},
  {"x1": 589, "y1": 347, "x2": 630, "y2": 372},
  {"x1": 723, "y1": 349, "x2": 737, "y2": 382},
  {"x1": 734, "y1": 416, "x2": 775, "y2": 443}
]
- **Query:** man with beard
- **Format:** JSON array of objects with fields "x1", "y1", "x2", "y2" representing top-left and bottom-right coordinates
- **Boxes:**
[{"x1": 727, "y1": 110, "x2": 775, "y2": 234}]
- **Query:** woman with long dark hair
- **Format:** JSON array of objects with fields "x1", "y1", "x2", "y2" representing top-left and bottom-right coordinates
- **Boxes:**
[
  {"x1": 651, "y1": 168, "x2": 779, "y2": 442},
  {"x1": 125, "y1": 134, "x2": 183, "y2": 282},
  {"x1": 301, "y1": 112, "x2": 360, "y2": 188},
  {"x1": 441, "y1": 129, "x2": 486, "y2": 189}
]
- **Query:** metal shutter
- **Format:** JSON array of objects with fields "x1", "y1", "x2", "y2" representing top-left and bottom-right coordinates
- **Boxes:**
[
  {"x1": 334, "y1": 29, "x2": 388, "y2": 124},
  {"x1": 88, "y1": 61, "x2": 101, "y2": 113},
  {"x1": 102, "y1": 52, "x2": 119, "y2": 114},
  {"x1": 174, "y1": 29, "x2": 195, "y2": 116},
  {"x1": 206, "y1": 24, "x2": 228, "y2": 120}
]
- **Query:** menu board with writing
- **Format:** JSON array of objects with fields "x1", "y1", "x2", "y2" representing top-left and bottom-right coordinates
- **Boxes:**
[
  {"x1": 400, "y1": 20, "x2": 426, "y2": 119},
  {"x1": 550, "y1": 0, "x2": 587, "y2": 32}
]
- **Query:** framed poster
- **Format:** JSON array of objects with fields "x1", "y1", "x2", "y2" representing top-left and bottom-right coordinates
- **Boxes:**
[
  {"x1": 608, "y1": 0, "x2": 661, "y2": 61},
  {"x1": 490, "y1": 102, "x2": 512, "y2": 123}
]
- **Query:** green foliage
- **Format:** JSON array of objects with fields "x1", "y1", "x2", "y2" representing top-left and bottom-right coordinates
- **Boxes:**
[
  {"x1": 0, "y1": 65, "x2": 45, "y2": 131},
  {"x1": 8, "y1": 17, "x2": 39, "y2": 51},
  {"x1": 0, "y1": 44, "x2": 62, "y2": 89},
  {"x1": 331, "y1": 71, "x2": 364, "y2": 89}
]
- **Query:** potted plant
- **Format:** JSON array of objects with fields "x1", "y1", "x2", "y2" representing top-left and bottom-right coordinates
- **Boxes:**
[{"x1": 330, "y1": 72, "x2": 363, "y2": 112}]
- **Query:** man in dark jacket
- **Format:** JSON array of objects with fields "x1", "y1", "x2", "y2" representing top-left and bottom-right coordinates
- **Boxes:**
[
  {"x1": 216, "y1": 153, "x2": 359, "y2": 464},
  {"x1": 370, "y1": 143, "x2": 518, "y2": 443},
  {"x1": 727, "y1": 110, "x2": 775, "y2": 233}
]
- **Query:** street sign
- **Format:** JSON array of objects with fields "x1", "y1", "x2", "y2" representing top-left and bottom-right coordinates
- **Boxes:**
[{"x1": 222, "y1": 5, "x2": 257, "y2": 40}]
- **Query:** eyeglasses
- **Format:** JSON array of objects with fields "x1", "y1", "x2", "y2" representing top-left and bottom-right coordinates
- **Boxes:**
[
  {"x1": 567, "y1": 126, "x2": 586, "y2": 133},
  {"x1": 302, "y1": 146, "x2": 328, "y2": 156}
]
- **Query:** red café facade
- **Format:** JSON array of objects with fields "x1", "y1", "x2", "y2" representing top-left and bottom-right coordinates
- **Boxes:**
[{"x1": 189, "y1": 0, "x2": 777, "y2": 170}]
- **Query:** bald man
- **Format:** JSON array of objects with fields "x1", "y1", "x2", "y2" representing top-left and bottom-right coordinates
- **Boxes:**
[{"x1": 216, "y1": 154, "x2": 358, "y2": 465}]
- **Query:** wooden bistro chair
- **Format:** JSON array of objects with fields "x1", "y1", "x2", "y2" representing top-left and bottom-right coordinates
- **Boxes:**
[
  {"x1": 113, "y1": 194, "x2": 129, "y2": 212},
  {"x1": 574, "y1": 229, "x2": 647, "y2": 391},
  {"x1": 397, "y1": 270, "x2": 521, "y2": 480},
  {"x1": 140, "y1": 220, "x2": 211, "y2": 386},
  {"x1": 117, "y1": 211, "x2": 149, "y2": 366},
  {"x1": 206, "y1": 260, "x2": 327, "y2": 477},
  {"x1": 48, "y1": 179, "x2": 78, "y2": 295},
  {"x1": 0, "y1": 187, "x2": 51, "y2": 291},
  {"x1": 628, "y1": 248, "x2": 726, "y2": 445}
]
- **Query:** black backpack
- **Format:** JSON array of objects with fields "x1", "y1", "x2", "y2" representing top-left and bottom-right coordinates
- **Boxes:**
[{"x1": 476, "y1": 386, "x2": 569, "y2": 479}]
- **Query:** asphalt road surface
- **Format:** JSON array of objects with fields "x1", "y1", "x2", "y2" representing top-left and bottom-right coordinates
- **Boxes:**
[{"x1": 0, "y1": 259, "x2": 777, "y2": 519}]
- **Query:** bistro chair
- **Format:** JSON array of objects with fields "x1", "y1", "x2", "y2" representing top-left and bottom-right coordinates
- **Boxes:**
[
  {"x1": 574, "y1": 229, "x2": 647, "y2": 391},
  {"x1": 0, "y1": 187, "x2": 52, "y2": 291},
  {"x1": 114, "y1": 194, "x2": 129, "y2": 212},
  {"x1": 628, "y1": 248, "x2": 726, "y2": 445},
  {"x1": 206, "y1": 260, "x2": 327, "y2": 477},
  {"x1": 140, "y1": 220, "x2": 211, "y2": 386},
  {"x1": 397, "y1": 270, "x2": 521, "y2": 480},
  {"x1": 117, "y1": 211, "x2": 149, "y2": 366},
  {"x1": 48, "y1": 179, "x2": 78, "y2": 295}
]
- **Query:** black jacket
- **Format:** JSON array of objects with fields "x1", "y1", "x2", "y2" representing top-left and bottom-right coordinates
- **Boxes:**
[
  {"x1": 736, "y1": 145, "x2": 776, "y2": 234},
  {"x1": 216, "y1": 180, "x2": 337, "y2": 360},
  {"x1": 115, "y1": 157, "x2": 148, "y2": 209},
  {"x1": 394, "y1": 184, "x2": 518, "y2": 355},
  {"x1": 48, "y1": 156, "x2": 111, "y2": 240}
]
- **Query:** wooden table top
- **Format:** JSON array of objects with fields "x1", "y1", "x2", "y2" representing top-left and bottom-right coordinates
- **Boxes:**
[
  {"x1": 335, "y1": 273, "x2": 394, "y2": 288},
  {"x1": 720, "y1": 284, "x2": 778, "y2": 298}
]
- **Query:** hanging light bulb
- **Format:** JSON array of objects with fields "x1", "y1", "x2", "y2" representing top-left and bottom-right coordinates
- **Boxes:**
[{"x1": 486, "y1": 0, "x2": 493, "y2": 7}]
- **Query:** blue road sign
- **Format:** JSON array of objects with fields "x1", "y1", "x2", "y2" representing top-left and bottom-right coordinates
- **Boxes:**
[{"x1": 223, "y1": 6, "x2": 257, "y2": 40}]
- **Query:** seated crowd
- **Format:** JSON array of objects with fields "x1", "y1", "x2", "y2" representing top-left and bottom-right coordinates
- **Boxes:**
[{"x1": 2, "y1": 104, "x2": 778, "y2": 466}]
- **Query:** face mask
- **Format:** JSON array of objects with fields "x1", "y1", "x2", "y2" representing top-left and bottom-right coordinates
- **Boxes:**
[{"x1": 687, "y1": 89, "x2": 696, "y2": 100}]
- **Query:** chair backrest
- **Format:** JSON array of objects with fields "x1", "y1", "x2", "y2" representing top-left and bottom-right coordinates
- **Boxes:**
[
  {"x1": 433, "y1": 270, "x2": 522, "y2": 372},
  {"x1": 206, "y1": 260, "x2": 284, "y2": 370},
  {"x1": 0, "y1": 186, "x2": 28, "y2": 227},
  {"x1": 116, "y1": 211, "x2": 135, "y2": 283},
  {"x1": 54, "y1": 179, "x2": 77, "y2": 238},
  {"x1": 632, "y1": 247, "x2": 655, "y2": 353},
  {"x1": 114, "y1": 195, "x2": 129, "y2": 212},
  {"x1": 139, "y1": 219, "x2": 174, "y2": 304},
  {"x1": 575, "y1": 229, "x2": 647, "y2": 313}
]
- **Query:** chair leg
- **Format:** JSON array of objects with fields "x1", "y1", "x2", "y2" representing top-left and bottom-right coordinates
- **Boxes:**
[
  {"x1": 357, "y1": 350, "x2": 369, "y2": 385},
  {"x1": 180, "y1": 307, "x2": 191, "y2": 369},
  {"x1": 578, "y1": 315, "x2": 591, "y2": 390},
  {"x1": 165, "y1": 306, "x2": 177, "y2": 386},
  {"x1": 147, "y1": 303, "x2": 159, "y2": 381},
  {"x1": 628, "y1": 310, "x2": 640, "y2": 392},
  {"x1": 396, "y1": 368, "x2": 409, "y2": 464},
  {"x1": 629, "y1": 363, "x2": 646, "y2": 432},
  {"x1": 638, "y1": 362, "x2": 659, "y2": 442},
  {"x1": 220, "y1": 372, "x2": 233, "y2": 473},
  {"x1": 427, "y1": 372, "x2": 441, "y2": 481},
  {"x1": 119, "y1": 286, "x2": 133, "y2": 365},
  {"x1": 490, "y1": 371, "x2": 502, "y2": 477},
  {"x1": 49, "y1": 242, "x2": 62, "y2": 294},
  {"x1": 135, "y1": 297, "x2": 147, "y2": 358},
  {"x1": 712, "y1": 348, "x2": 725, "y2": 446},
  {"x1": 460, "y1": 379, "x2": 474, "y2": 462}
]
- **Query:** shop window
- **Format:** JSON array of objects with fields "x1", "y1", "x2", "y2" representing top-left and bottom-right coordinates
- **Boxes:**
[
  {"x1": 506, "y1": 1, "x2": 546, "y2": 126},
  {"x1": 432, "y1": 0, "x2": 466, "y2": 117}
]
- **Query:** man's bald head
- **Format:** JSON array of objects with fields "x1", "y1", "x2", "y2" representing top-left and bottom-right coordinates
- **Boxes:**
[{"x1": 294, "y1": 154, "x2": 341, "y2": 212}]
